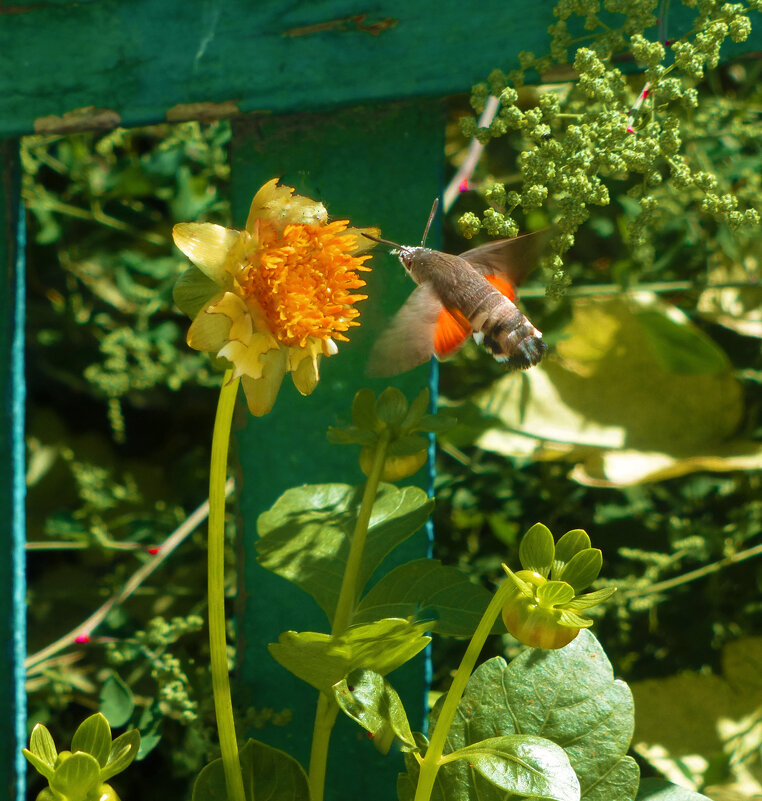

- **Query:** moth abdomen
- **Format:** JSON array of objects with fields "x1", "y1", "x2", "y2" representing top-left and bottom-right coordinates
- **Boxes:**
[{"x1": 475, "y1": 294, "x2": 547, "y2": 370}]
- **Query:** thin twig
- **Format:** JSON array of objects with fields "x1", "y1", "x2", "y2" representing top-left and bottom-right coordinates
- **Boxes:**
[
  {"x1": 624, "y1": 540, "x2": 762, "y2": 598},
  {"x1": 25, "y1": 478, "x2": 234, "y2": 672},
  {"x1": 443, "y1": 95, "x2": 501, "y2": 213}
]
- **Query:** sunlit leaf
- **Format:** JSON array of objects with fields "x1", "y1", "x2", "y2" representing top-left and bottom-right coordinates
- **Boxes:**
[
  {"x1": 101, "y1": 729, "x2": 140, "y2": 782},
  {"x1": 444, "y1": 735, "x2": 579, "y2": 801},
  {"x1": 50, "y1": 752, "x2": 101, "y2": 798},
  {"x1": 257, "y1": 484, "x2": 434, "y2": 622},
  {"x1": 399, "y1": 630, "x2": 639, "y2": 801},
  {"x1": 353, "y1": 559, "x2": 498, "y2": 637},
  {"x1": 268, "y1": 618, "x2": 430, "y2": 692},
  {"x1": 333, "y1": 669, "x2": 416, "y2": 754},
  {"x1": 71, "y1": 713, "x2": 111, "y2": 766},
  {"x1": 193, "y1": 738, "x2": 310, "y2": 801}
]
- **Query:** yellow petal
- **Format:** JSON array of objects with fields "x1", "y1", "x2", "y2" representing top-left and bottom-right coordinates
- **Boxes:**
[
  {"x1": 173, "y1": 223, "x2": 238, "y2": 287},
  {"x1": 246, "y1": 178, "x2": 327, "y2": 232},
  {"x1": 342, "y1": 226, "x2": 381, "y2": 254},
  {"x1": 240, "y1": 348, "x2": 288, "y2": 416},
  {"x1": 291, "y1": 351, "x2": 320, "y2": 396},
  {"x1": 219, "y1": 332, "x2": 276, "y2": 380},
  {"x1": 186, "y1": 293, "x2": 230, "y2": 352}
]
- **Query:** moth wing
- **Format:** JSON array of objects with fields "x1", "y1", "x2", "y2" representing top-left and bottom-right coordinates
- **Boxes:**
[
  {"x1": 459, "y1": 229, "x2": 547, "y2": 284},
  {"x1": 367, "y1": 283, "x2": 443, "y2": 377}
]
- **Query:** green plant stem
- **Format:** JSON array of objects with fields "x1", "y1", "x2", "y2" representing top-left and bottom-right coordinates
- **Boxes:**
[
  {"x1": 307, "y1": 430, "x2": 391, "y2": 801},
  {"x1": 208, "y1": 370, "x2": 246, "y2": 801},
  {"x1": 412, "y1": 576, "x2": 516, "y2": 801}
]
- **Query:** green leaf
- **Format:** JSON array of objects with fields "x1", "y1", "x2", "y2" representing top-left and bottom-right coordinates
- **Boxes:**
[
  {"x1": 333, "y1": 669, "x2": 416, "y2": 754},
  {"x1": 552, "y1": 529, "x2": 591, "y2": 579},
  {"x1": 537, "y1": 581, "x2": 575, "y2": 607},
  {"x1": 71, "y1": 713, "x2": 111, "y2": 767},
  {"x1": 635, "y1": 308, "x2": 730, "y2": 375},
  {"x1": 22, "y1": 748, "x2": 55, "y2": 781},
  {"x1": 193, "y1": 738, "x2": 310, "y2": 801},
  {"x1": 401, "y1": 630, "x2": 639, "y2": 801},
  {"x1": 559, "y1": 549, "x2": 602, "y2": 593},
  {"x1": 519, "y1": 523, "x2": 555, "y2": 576},
  {"x1": 377, "y1": 387, "x2": 408, "y2": 425},
  {"x1": 99, "y1": 672, "x2": 135, "y2": 728},
  {"x1": 352, "y1": 388, "x2": 380, "y2": 431},
  {"x1": 172, "y1": 265, "x2": 221, "y2": 319},
  {"x1": 556, "y1": 609, "x2": 594, "y2": 629},
  {"x1": 268, "y1": 618, "x2": 431, "y2": 692},
  {"x1": 353, "y1": 559, "x2": 498, "y2": 637},
  {"x1": 443, "y1": 735, "x2": 580, "y2": 801},
  {"x1": 257, "y1": 483, "x2": 434, "y2": 622},
  {"x1": 29, "y1": 723, "x2": 57, "y2": 768},
  {"x1": 51, "y1": 752, "x2": 102, "y2": 799},
  {"x1": 416, "y1": 412, "x2": 456, "y2": 433},
  {"x1": 100, "y1": 729, "x2": 140, "y2": 782},
  {"x1": 635, "y1": 779, "x2": 713, "y2": 800}
]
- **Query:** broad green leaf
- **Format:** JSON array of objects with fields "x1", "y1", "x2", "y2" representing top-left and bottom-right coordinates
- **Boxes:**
[
  {"x1": 559, "y1": 549, "x2": 602, "y2": 593},
  {"x1": 630, "y1": 636, "x2": 762, "y2": 790},
  {"x1": 51, "y1": 752, "x2": 101, "y2": 798},
  {"x1": 635, "y1": 309, "x2": 730, "y2": 375},
  {"x1": 29, "y1": 723, "x2": 57, "y2": 767},
  {"x1": 257, "y1": 483, "x2": 434, "y2": 622},
  {"x1": 71, "y1": 713, "x2": 111, "y2": 767},
  {"x1": 99, "y1": 672, "x2": 135, "y2": 727},
  {"x1": 400, "y1": 630, "x2": 639, "y2": 801},
  {"x1": 552, "y1": 530, "x2": 591, "y2": 579},
  {"x1": 635, "y1": 779, "x2": 713, "y2": 800},
  {"x1": 474, "y1": 295, "x2": 748, "y2": 487},
  {"x1": 519, "y1": 523, "x2": 555, "y2": 576},
  {"x1": 22, "y1": 748, "x2": 55, "y2": 781},
  {"x1": 443, "y1": 735, "x2": 579, "y2": 801},
  {"x1": 353, "y1": 559, "x2": 498, "y2": 637},
  {"x1": 193, "y1": 738, "x2": 310, "y2": 801},
  {"x1": 100, "y1": 729, "x2": 140, "y2": 782},
  {"x1": 268, "y1": 618, "x2": 431, "y2": 692},
  {"x1": 333, "y1": 669, "x2": 416, "y2": 754}
]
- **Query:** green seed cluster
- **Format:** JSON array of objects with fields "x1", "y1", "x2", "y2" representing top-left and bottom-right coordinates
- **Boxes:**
[
  {"x1": 107, "y1": 614, "x2": 204, "y2": 723},
  {"x1": 457, "y1": 0, "x2": 761, "y2": 296}
]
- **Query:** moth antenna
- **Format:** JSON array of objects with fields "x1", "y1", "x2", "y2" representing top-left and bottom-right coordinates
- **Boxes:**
[
  {"x1": 362, "y1": 232, "x2": 404, "y2": 249},
  {"x1": 420, "y1": 197, "x2": 439, "y2": 247}
]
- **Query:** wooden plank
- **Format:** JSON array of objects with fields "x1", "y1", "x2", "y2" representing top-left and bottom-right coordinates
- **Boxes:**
[
  {"x1": 3, "y1": 0, "x2": 759, "y2": 138},
  {"x1": 0, "y1": 141, "x2": 27, "y2": 800},
  {"x1": 231, "y1": 98, "x2": 444, "y2": 799}
]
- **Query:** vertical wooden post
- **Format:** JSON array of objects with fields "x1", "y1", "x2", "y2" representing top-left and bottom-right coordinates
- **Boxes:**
[
  {"x1": 231, "y1": 99, "x2": 444, "y2": 799},
  {"x1": 0, "y1": 141, "x2": 27, "y2": 800}
]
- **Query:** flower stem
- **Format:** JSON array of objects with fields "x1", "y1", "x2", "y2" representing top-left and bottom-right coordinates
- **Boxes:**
[
  {"x1": 307, "y1": 430, "x2": 391, "y2": 801},
  {"x1": 412, "y1": 576, "x2": 516, "y2": 801},
  {"x1": 208, "y1": 370, "x2": 246, "y2": 801}
]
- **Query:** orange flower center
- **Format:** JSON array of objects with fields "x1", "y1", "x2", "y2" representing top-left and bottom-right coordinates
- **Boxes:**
[{"x1": 239, "y1": 220, "x2": 371, "y2": 348}]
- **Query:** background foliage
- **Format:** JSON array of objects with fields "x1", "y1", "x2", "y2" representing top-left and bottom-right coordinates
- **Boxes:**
[{"x1": 22, "y1": 43, "x2": 762, "y2": 801}]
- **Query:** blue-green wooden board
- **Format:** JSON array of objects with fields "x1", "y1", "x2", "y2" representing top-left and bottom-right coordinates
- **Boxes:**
[
  {"x1": 3, "y1": 0, "x2": 761, "y2": 138},
  {"x1": 0, "y1": 144, "x2": 26, "y2": 801},
  {"x1": 232, "y1": 99, "x2": 444, "y2": 799}
]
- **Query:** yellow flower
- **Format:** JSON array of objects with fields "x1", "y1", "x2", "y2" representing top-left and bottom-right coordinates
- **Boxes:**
[{"x1": 172, "y1": 179, "x2": 378, "y2": 416}]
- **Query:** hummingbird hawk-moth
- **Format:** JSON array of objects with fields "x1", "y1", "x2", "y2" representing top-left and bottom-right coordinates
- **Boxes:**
[{"x1": 363, "y1": 201, "x2": 547, "y2": 377}]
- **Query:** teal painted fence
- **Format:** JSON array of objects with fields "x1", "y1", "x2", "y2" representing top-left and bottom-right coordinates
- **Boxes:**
[{"x1": 3, "y1": 1, "x2": 762, "y2": 799}]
